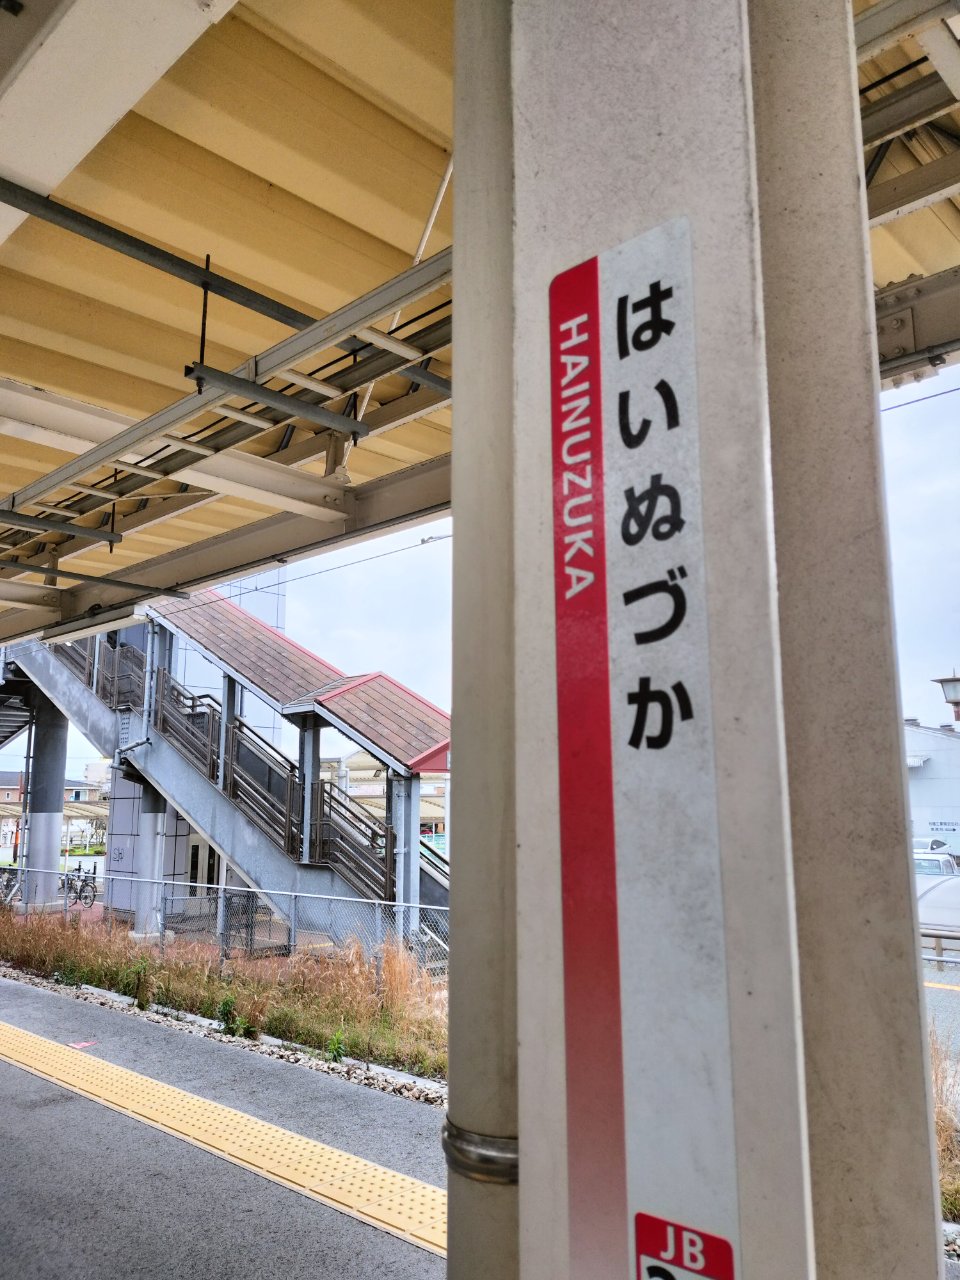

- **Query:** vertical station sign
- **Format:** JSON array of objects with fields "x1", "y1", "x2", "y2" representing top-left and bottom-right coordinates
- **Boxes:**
[{"x1": 550, "y1": 220, "x2": 740, "y2": 1279}]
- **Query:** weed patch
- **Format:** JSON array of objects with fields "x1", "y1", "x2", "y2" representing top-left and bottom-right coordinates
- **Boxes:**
[{"x1": 0, "y1": 908, "x2": 446, "y2": 1077}]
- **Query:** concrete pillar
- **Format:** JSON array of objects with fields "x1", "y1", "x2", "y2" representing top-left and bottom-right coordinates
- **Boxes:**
[
  {"x1": 751, "y1": 4, "x2": 942, "y2": 1277},
  {"x1": 299, "y1": 718, "x2": 320, "y2": 864},
  {"x1": 132, "y1": 781, "x2": 165, "y2": 940},
  {"x1": 388, "y1": 773, "x2": 421, "y2": 937},
  {"x1": 392, "y1": 775, "x2": 421, "y2": 923},
  {"x1": 447, "y1": 1, "x2": 519, "y2": 1272},
  {"x1": 218, "y1": 674, "x2": 238, "y2": 790},
  {"x1": 25, "y1": 689, "x2": 67, "y2": 906}
]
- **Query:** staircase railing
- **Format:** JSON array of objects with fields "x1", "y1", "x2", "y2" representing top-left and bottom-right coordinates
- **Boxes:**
[
  {"x1": 224, "y1": 719, "x2": 302, "y2": 860},
  {"x1": 419, "y1": 836, "x2": 449, "y2": 885},
  {"x1": 48, "y1": 639, "x2": 405, "y2": 894},
  {"x1": 154, "y1": 667, "x2": 221, "y2": 782},
  {"x1": 97, "y1": 642, "x2": 146, "y2": 710},
  {"x1": 52, "y1": 638, "x2": 146, "y2": 710},
  {"x1": 52, "y1": 637, "x2": 94, "y2": 686},
  {"x1": 310, "y1": 779, "x2": 393, "y2": 899}
]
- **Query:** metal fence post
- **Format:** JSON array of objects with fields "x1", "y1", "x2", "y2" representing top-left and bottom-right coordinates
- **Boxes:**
[
  {"x1": 62, "y1": 864, "x2": 69, "y2": 919},
  {"x1": 217, "y1": 883, "x2": 226, "y2": 962},
  {"x1": 289, "y1": 893, "x2": 298, "y2": 954},
  {"x1": 159, "y1": 879, "x2": 166, "y2": 957}
]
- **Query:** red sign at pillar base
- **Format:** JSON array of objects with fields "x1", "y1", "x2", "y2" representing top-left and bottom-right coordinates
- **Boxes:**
[{"x1": 636, "y1": 1213, "x2": 735, "y2": 1280}]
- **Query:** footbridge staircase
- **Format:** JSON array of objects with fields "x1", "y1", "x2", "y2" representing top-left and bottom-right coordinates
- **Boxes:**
[{"x1": 3, "y1": 592, "x2": 449, "y2": 926}]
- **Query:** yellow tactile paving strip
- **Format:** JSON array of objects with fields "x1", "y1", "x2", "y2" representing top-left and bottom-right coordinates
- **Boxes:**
[{"x1": 0, "y1": 1020, "x2": 446, "y2": 1256}]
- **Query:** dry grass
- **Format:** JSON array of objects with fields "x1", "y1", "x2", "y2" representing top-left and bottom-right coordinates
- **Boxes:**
[
  {"x1": 0, "y1": 909, "x2": 447, "y2": 1078},
  {"x1": 930, "y1": 1021, "x2": 960, "y2": 1221}
]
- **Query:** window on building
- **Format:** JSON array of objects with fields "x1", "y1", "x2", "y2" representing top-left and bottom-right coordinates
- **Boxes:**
[
  {"x1": 189, "y1": 843, "x2": 200, "y2": 897},
  {"x1": 72, "y1": 790, "x2": 81, "y2": 801}
]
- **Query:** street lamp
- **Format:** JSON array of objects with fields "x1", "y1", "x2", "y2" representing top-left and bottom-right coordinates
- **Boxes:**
[{"x1": 933, "y1": 675, "x2": 960, "y2": 721}]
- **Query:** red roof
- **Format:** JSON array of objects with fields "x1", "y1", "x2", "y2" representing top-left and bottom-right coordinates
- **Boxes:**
[{"x1": 153, "y1": 591, "x2": 449, "y2": 771}]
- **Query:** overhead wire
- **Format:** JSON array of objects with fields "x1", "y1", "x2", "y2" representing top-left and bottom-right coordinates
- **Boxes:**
[{"x1": 881, "y1": 383, "x2": 960, "y2": 412}]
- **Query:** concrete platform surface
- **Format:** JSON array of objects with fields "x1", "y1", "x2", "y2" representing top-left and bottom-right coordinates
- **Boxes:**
[{"x1": 0, "y1": 977, "x2": 444, "y2": 1280}]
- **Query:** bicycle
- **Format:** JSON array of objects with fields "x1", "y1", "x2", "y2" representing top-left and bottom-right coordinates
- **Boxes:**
[
  {"x1": 62, "y1": 864, "x2": 96, "y2": 908},
  {"x1": 0, "y1": 868, "x2": 20, "y2": 907}
]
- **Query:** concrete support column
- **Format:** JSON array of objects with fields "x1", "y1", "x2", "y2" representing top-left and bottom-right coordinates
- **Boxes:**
[
  {"x1": 25, "y1": 689, "x2": 67, "y2": 906},
  {"x1": 132, "y1": 781, "x2": 165, "y2": 940},
  {"x1": 448, "y1": 1, "x2": 519, "y2": 1272},
  {"x1": 392, "y1": 774, "x2": 421, "y2": 921},
  {"x1": 388, "y1": 774, "x2": 421, "y2": 935},
  {"x1": 218, "y1": 674, "x2": 238, "y2": 791},
  {"x1": 299, "y1": 718, "x2": 320, "y2": 864},
  {"x1": 752, "y1": 5, "x2": 942, "y2": 1277}
]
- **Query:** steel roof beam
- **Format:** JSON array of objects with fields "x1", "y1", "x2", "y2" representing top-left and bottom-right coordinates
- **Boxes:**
[
  {"x1": 861, "y1": 71, "x2": 957, "y2": 147},
  {"x1": 0, "y1": 581, "x2": 60, "y2": 610},
  {"x1": 868, "y1": 145, "x2": 960, "y2": 222},
  {"x1": 0, "y1": 248, "x2": 451, "y2": 515},
  {"x1": 0, "y1": 508, "x2": 120, "y2": 543},
  {"x1": 0, "y1": 175, "x2": 317, "y2": 332},
  {"x1": 0, "y1": 559, "x2": 187, "y2": 597},
  {"x1": 185, "y1": 363, "x2": 368, "y2": 437},
  {"x1": 0, "y1": 455, "x2": 453, "y2": 642}
]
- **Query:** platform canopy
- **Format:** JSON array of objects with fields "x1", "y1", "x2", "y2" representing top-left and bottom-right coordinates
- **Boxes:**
[
  {"x1": 0, "y1": 0, "x2": 452, "y2": 642},
  {"x1": 0, "y1": 0, "x2": 956, "y2": 635}
]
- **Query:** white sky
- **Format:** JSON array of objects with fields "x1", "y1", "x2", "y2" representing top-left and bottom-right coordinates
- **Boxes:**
[
  {"x1": 881, "y1": 364, "x2": 960, "y2": 725},
  {"x1": 0, "y1": 363, "x2": 956, "y2": 777}
]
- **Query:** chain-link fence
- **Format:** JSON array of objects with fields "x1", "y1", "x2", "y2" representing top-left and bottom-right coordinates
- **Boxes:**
[{"x1": 3, "y1": 867, "x2": 449, "y2": 976}]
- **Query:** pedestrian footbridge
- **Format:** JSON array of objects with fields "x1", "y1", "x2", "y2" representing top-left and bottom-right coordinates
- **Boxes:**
[{"x1": 0, "y1": 591, "x2": 449, "y2": 946}]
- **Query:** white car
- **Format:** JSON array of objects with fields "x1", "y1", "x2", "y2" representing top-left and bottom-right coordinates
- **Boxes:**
[
  {"x1": 914, "y1": 853, "x2": 957, "y2": 876},
  {"x1": 913, "y1": 837, "x2": 953, "y2": 855}
]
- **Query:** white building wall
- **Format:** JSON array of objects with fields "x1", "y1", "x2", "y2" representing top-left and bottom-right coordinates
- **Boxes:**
[{"x1": 905, "y1": 721, "x2": 960, "y2": 837}]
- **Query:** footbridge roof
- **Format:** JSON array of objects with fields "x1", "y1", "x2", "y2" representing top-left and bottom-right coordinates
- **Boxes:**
[{"x1": 152, "y1": 590, "x2": 449, "y2": 773}]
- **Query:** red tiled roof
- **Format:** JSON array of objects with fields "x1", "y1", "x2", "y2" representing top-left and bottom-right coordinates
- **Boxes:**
[
  {"x1": 153, "y1": 592, "x2": 449, "y2": 771},
  {"x1": 316, "y1": 673, "x2": 450, "y2": 770},
  {"x1": 155, "y1": 590, "x2": 343, "y2": 706}
]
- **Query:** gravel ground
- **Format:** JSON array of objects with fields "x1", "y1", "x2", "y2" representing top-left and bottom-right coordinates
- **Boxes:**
[{"x1": 0, "y1": 960, "x2": 447, "y2": 1108}]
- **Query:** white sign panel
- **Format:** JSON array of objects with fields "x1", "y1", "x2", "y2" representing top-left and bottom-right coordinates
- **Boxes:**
[{"x1": 550, "y1": 219, "x2": 738, "y2": 1277}]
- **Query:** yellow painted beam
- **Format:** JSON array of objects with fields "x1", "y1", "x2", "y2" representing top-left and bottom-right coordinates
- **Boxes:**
[
  {"x1": 239, "y1": 0, "x2": 453, "y2": 149},
  {"x1": 135, "y1": 15, "x2": 451, "y2": 255},
  {"x1": 0, "y1": 268, "x2": 244, "y2": 394}
]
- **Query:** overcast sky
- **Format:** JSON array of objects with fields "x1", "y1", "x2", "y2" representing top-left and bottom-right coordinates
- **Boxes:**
[
  {"x1": 881, "y1": 364, "x2": 960, "y2": 725},
  {"x1": 0, "y1": 364, "x2": 955, "y2": 778}
]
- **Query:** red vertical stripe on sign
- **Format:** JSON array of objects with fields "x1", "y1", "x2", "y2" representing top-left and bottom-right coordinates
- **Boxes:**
[{"x1": 550, "y1": 257, "x2": 628, "y2": 1276}]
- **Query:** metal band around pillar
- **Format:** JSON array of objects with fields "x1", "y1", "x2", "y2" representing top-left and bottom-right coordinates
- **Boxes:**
[{"x1": 442, "y1": 1117, "x2": 518, "y2": 1185}]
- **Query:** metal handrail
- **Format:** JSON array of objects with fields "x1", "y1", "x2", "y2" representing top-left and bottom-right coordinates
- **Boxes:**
[
  {"x1": 225, "y1": 720, "x2": 302, "y2": 859},
  {"x1": 311, "y1": 780, "x2": 392, "y2": 897},
  {"x1": 419, "y1": 837, "x2": 449, "y2": 884},
  {"x1": 51, "y1": 639, "x2": 394, "y2": 884},
  {"x1": 154, "y1": 667, "x2": 221, "y2": 781}
]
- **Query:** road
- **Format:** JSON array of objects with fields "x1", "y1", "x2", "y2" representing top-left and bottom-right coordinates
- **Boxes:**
[{"x1": 0, "y1": 978, "x2": 445, "y2": 1280}]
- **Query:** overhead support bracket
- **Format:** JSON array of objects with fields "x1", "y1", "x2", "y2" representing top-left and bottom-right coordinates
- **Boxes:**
[
  {"x1": 856, "y1": 0, "x2": 960, "y2": 62},
  {"x1": 184, "y1": 364, "x2": 369, "y2": 437},
  {"x1": 876, "y1": 263, "x2": 960, "y2": 378},
  {"x1": 0, "y1": 581, "x2": 60, "y2": 610},
  {"x1": 0, "y1": 508, "x2": 121, "y2": 544},
  {"x1": 916, "y1": 17, "x2": 960, "y2": 96},
  {"x1": 0, "y1": 175, "x2": 317, "y2": 331}
]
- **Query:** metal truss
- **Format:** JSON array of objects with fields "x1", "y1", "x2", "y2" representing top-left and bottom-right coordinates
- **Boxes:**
[{"x1": 0, "y1": 249, "x2": 451, "y2": 583}]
